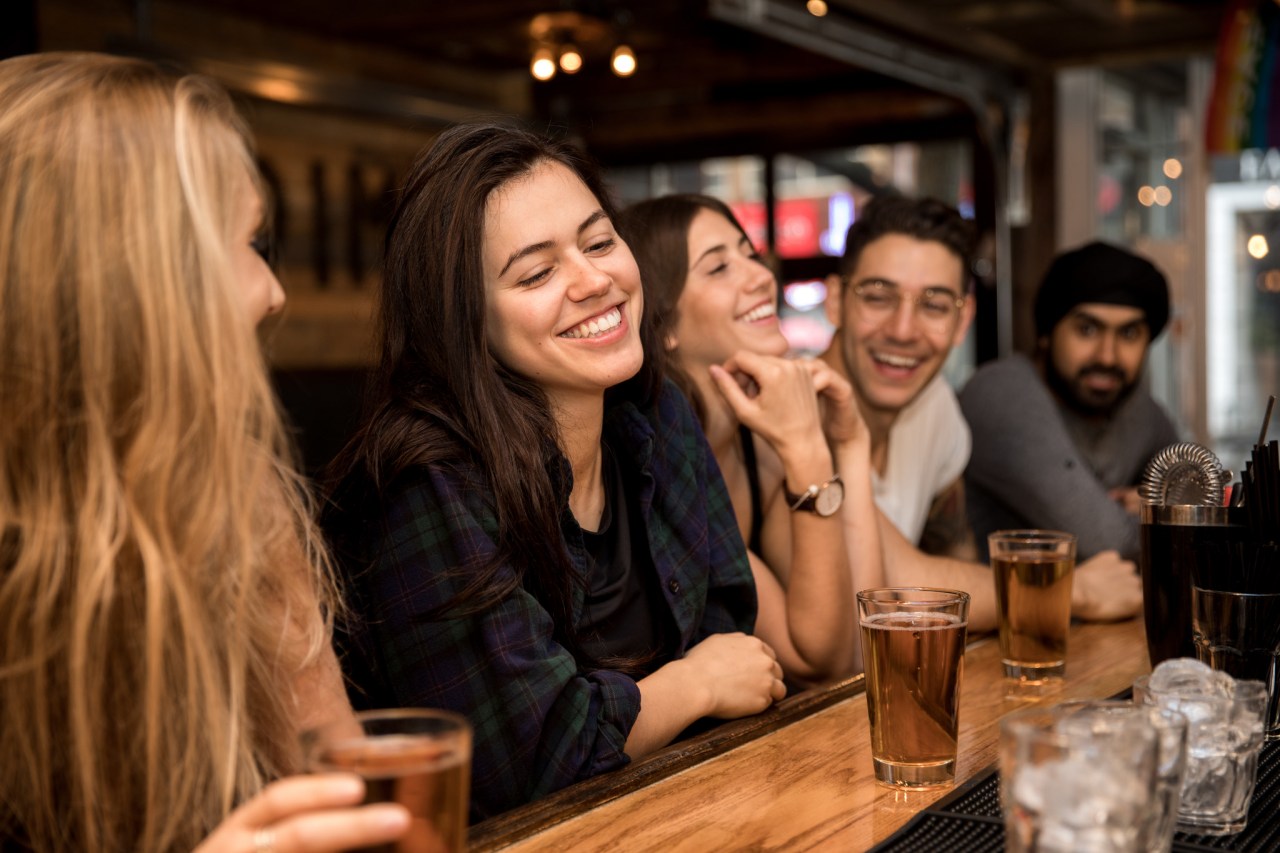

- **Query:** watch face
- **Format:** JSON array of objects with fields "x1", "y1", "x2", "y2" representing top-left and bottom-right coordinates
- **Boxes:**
[{"x1": 815, "y1": 479, "x2": 844, "y2": 517}]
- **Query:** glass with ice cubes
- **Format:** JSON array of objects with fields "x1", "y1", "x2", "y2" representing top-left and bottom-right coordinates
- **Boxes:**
[
  {"x1": 1134, "y1": 658, "x2": 1268, "y2": 835},
  {"x1": 1000, "y1": 704, "x2": 1159, "y2": 852},
  {"x1": 1056, "y1": 701, "x2": 1188, "y2": 853}
]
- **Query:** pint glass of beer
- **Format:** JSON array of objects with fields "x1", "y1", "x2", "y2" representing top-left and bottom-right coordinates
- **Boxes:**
[
  {"x1": 989, "y1": 530, "x2": 1077, "y2": 681},
  {"x1": 858, "y1": 587, "x2": 970, "y2": 787},
  {"x1": 304, "y1": 708, "x2": 472, "y2": 853}
]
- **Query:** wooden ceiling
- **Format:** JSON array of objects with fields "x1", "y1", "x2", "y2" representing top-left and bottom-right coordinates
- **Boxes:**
[{"x1": 171, "y1": 0, "x2": 1225, "y2": 160}]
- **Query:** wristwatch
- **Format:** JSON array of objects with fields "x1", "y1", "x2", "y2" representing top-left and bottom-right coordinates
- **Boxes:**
[{"x1": 784, "y1": 474, "x2": 844, "y2": 517}]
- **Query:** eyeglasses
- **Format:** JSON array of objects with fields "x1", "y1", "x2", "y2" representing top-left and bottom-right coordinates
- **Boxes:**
[{"x1": 848, "y1": 281, "x2": 965, "y2": 332}]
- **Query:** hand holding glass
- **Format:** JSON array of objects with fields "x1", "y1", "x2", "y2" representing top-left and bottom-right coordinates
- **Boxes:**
[{"x1": 303, "y1": 708, "x2": 471, "y2": 853}]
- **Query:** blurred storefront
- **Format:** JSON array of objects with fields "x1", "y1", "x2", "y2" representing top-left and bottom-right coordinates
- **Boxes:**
[{"x1": 1202, "y1": 1, "x2": 1280, "y2": 470}]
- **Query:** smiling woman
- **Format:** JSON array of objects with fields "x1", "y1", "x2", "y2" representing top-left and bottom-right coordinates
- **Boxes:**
[
  {"x1": 622, "y1": 194, "x2": 882, "y2": 683},
  {"x1": 322, "y1": 122, "x2": 787, "y2": 821},
  {"x1": 482, "y1": 161, "x2": 645, "y2": 412}
]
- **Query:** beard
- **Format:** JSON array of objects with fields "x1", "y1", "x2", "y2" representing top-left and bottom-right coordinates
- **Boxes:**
[{"x1": 1045, "y1": 360, "x2": 1139, "y2": 417}]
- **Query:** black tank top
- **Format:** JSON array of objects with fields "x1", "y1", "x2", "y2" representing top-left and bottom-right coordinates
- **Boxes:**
[{"x1": 739, "y1": 425, "x2": 765, "y2": 555}]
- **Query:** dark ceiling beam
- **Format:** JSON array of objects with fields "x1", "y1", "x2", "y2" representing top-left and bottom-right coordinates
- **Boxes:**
[
  {"x1": 109, "y1": 38, "x2": 515, "y2": 125},
  {"x1": 708, "y1": 0, "x2": 1018, "y2": 119},
  {"x1": 550, "y1": 52, "x2": 854, "y2": 92},
  {"x1": 950, "y1": 2, "x2": 1065, "y2": 24},
  {"x1": 1048, "y1": 37, "x2": 1220, "y2": 68},
  {"x1": 830, "y1": 0, "x2": 1042, "y2": 71},
  {"x1": 579, "y1": 88, "x2": 970, "y2": 156},
  {"x1": 1054, "y1": 0, "x2": 1129, "y2": 19},
  {"x1": 196, "y1": 57, "x2": 503, "y2": 124},
  {"x1": 955, "y1": 0, "x2": 1219, "y2": 30}
]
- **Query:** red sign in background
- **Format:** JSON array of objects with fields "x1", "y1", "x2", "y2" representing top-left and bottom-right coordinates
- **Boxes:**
[{"x1": 729, "y1": 199, "x2": 823, "y2": 259}]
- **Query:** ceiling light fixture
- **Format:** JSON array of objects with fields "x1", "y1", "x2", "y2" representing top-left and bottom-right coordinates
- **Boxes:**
[
  {"x1": 611, "y1": 44, "x2": 636, "y2": 77},
  {"x1": 531, "y1": 46, "x2": 557, "y2": 81},
  {"x1": 559, "y1": 44, "x2": 583, "y2": 73},
  {"x1": 527, "y1": 10, "x2": 637, "y2": 81}
]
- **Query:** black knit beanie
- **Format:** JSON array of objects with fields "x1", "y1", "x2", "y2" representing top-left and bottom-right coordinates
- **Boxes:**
[{"x1": 1033, "y1": 241, "x2": 1169, "y2": 339}]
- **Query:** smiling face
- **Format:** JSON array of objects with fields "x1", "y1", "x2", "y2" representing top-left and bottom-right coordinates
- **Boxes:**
[
  {"x1": 482, "y1": 160, "x2": 644, "y2": 407},
  {"x1": 829, "y1": 233, "x2": 972, "y2": 417},
  {"x1": 229, "y1": 178, "x2": 285, "y2": 326},
  {"x1": 1045, "y1": 302, "x2": 1150, "y2": 415},
  {"x1": 670, "y1": 207, "x2": 787, "y2": 370}
]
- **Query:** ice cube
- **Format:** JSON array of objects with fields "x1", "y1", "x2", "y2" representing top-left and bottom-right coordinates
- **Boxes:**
[
  {"x1": 1150, "y1": 658, "x2": 1231, "y2": 698},
  {"x1": 1164, "y1": 695, "x2": 1228, "y2": 731},
  {"x1": 1013, "y1": 762, "x2": 1051, "y2": 813},
  {"x1": 1180, "y1": 746, "x2": 1236, "y2": 814},
  {"x1": 1035, "y1": 753, "x2": 1148, "y2": 853}
]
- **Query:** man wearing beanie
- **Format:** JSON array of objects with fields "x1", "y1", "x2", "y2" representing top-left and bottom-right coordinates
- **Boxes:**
[{"x1": 960, "y1": 241, "x2": 1178, "y2": 573}]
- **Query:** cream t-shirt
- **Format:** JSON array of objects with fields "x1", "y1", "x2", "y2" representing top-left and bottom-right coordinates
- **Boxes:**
[{"x1": 870, "y1": 375, "x2": 971, "y2": 545}]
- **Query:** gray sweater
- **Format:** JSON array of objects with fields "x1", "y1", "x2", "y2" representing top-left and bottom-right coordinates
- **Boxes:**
[{"x1": 960, "y1": 354, "x2": 1178, "y2": 561}]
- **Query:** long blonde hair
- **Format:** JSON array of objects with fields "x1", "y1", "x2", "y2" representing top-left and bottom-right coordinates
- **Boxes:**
[{"x1": 0, "y1": 52, "x2": 337, "y2": 852}]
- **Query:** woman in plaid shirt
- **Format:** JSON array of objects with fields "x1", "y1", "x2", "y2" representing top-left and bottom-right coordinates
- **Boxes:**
[{"x1": 325, "y1": 122, "x2": 789, "y2": 819}]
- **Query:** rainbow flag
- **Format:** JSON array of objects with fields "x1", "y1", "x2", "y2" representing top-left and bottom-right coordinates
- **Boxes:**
[{"x1": 1206, "y1": 0, "x2": 1280, "y2": 153}]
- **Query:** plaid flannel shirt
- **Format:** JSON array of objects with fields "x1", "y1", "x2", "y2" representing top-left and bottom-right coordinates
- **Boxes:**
[{"x1": 337, "y1": 380, "x2": 756, "y2": 820}]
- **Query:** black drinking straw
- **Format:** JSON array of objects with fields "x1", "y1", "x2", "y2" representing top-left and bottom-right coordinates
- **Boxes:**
[
  {"x1": 1259, "y1": 395, "x2": 1276, "y2": 448},
  {"x1": 1264, "y1": 440, "x2": 1274, "y2": 527}
]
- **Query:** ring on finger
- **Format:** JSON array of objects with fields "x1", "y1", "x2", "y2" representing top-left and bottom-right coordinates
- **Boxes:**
[{"x1": 252, "y1": 828, "x2": 277, "y2": 853}]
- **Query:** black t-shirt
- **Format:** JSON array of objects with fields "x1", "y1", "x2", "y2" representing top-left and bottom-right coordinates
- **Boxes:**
[{"x1": 578, "y1": 442, "x2": 673, "y2": 671}]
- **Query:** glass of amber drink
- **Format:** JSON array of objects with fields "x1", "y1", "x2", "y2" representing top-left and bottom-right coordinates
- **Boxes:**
[
  {"x1": 304, "y1": 708, "x2": 472, "y2": 853},
  {"x1": 990, "y1": 530, "x2": 1077, "y2": 681},
  {"x1": 858, "y1": 587, "x2": 970, "y2": 787}
]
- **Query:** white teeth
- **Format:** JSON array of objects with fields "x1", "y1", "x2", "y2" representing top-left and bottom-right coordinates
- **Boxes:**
[
  {"x1": 737, "y1": 303, "x2": 776, "y2": 323},
  {"x1": 874, "y1": 352, "x2": 920, "y2": 368},
  {"x1": 561, "y1": 307, "x2": 622, "y2": 339}
]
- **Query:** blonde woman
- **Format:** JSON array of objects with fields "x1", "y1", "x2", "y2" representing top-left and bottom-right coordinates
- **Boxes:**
[{"x1": 0, "y1": 53, "x2": 408, "y2": 852}]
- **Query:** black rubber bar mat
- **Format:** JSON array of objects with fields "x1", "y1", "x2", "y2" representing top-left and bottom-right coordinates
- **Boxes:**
[{"x1": 869, "y1": 740, "x2": 1280, "y2": 852}]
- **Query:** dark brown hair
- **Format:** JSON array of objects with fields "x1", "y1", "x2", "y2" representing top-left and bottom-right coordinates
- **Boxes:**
[
  {"x1": 324, "y1": 120, "x2": 662, "y2": 660},
  {"x1": 620, "y1": 193, "x2": 748, "y2": 425},
  {"x1": 839, "y1": 195, "x2": 976, "y2": 286}
]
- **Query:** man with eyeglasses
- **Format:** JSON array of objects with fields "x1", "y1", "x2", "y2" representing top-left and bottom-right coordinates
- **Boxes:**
[
  {"x1": 961, "y1": 242, "x2": 1176, "y2": 576},
  {"x1": 821, "y1": 199, "x2": 1141, "y2": 625},
  {"x1": 821, "y1": 195, "x2": 977, "y2": 557}
]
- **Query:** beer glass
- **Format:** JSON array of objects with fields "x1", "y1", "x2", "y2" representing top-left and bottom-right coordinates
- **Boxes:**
[
  {"x1": 304, "y1": 708, "x2": 472, "y2": 853},
  {"x1": 1192, "y1": 586, "x2": 1280, "y2": 740},
  {"x1": 858, "y1": 587, "x2": 970, "y2": 787},
  {"x1": 989, "y1": 530, "x2": 1077, "y2": 680}
]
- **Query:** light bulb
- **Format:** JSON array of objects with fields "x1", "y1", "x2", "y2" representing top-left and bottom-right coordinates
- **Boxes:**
[
  {"x1": 559, "y1": 45, "x2": 582, "y2": 74},
  {"x1": 531, "y1": 47, "x2": 556, "y2": 81},
  {"x1": 611, "y1": 44, "x2": 636, "y2": 77}
]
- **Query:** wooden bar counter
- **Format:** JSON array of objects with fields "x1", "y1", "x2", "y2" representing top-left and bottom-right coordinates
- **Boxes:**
[{"x1": 471, "y1": 616, "x2": 1151, "y2": 852}]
